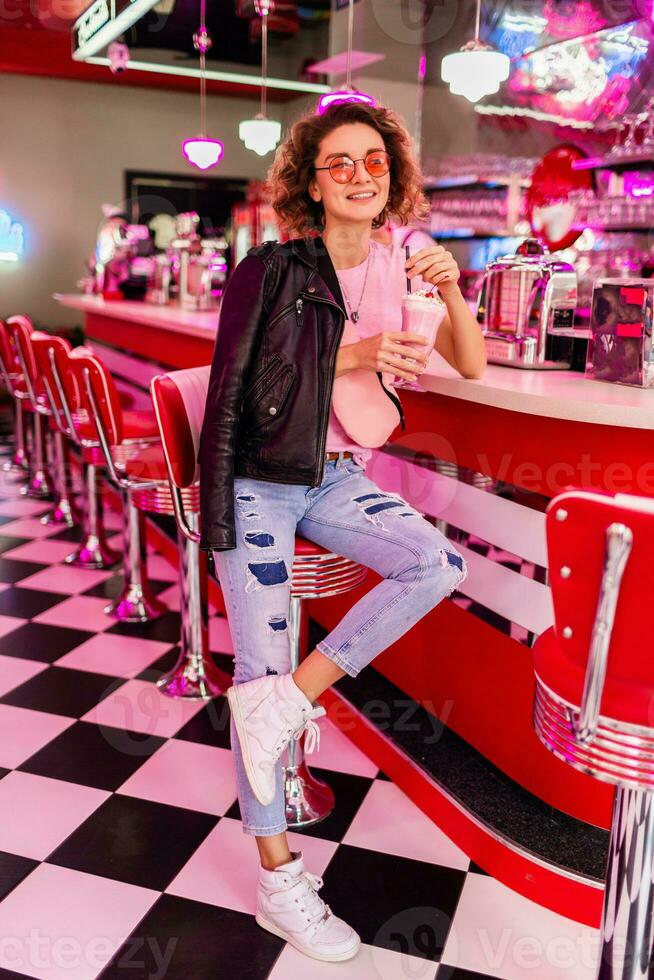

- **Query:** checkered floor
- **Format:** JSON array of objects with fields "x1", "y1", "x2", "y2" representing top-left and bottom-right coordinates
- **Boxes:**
[{"x1": 0, "y1": 427, "x2": 602, "y2": 979}]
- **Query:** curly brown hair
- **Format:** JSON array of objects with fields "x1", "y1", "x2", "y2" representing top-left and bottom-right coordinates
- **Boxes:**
[{"x1": 266, "y1": 102, "x2": 430, "y2": 237}]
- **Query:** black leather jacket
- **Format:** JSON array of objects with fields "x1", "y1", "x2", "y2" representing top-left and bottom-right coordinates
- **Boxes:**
[{"x1": 198, "y1": 235, "x2": 405, "y2": 552}]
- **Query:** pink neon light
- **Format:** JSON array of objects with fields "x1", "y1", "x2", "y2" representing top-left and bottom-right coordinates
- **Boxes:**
[
  {"x1": 624, "y1": 172, "x2": 654, "y2": 198},
  {"x1": 182, "y1": 137, "x2": 224, "y2": 170},
  {"x1": 316, "y1": 90, "x2": 377, "y2": 114}
]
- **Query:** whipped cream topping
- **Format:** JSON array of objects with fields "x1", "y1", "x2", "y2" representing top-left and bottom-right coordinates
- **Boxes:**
[{"x1": 402, "y1": 288, "x2": 446, "y2": 306}]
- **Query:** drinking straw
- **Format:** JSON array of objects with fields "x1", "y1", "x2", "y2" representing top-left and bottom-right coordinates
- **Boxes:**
[{"x1": 405, "y1": 245, "x2": 412, "y2": 293}]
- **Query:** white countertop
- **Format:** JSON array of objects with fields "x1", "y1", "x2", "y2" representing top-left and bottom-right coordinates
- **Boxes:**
[
  {"x1": 420, "y1": 349, "x2": 654, "y2": 430},
  {"x1": 54, "y1": 293, "x2": 219, "y2": 340},
  {"x1": 55, "y1": 293, "x2": 654, "y2": 431}
]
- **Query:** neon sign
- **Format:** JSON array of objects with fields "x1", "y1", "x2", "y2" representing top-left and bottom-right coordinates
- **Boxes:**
[
  {"x1": 489, "y1": 19, "x2": 652, "y2": 125},
  {"x1": 0, "y1": 210, "x2": 24, "y2": 263}
]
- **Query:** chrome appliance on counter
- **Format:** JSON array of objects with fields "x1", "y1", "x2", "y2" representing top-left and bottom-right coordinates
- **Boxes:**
[
  {"x1": 586, "y1": 278, "x2": 654, "y2": 388},
  {"x1": 90, "y1": 213, "x2": 152, "y2": 298},
  {"x1": 156, "y1": 212, "x2": 228, "y2": 311},
  {"x1": 477, "y1": 238, "x2": 578, "y2": 369}
]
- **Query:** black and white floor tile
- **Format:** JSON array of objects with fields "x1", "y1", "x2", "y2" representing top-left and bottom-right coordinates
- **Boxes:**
[{"x1": 0, "y1": 419, "x2": 601, "y2": 979}]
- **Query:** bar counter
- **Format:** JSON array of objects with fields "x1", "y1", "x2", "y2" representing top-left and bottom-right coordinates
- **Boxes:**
[{"x1": 55, "y1": 292, "x2": 654, "y2": 925}]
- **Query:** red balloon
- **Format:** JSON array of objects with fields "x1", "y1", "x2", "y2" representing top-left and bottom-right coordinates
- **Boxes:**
[{"x1": 527, "y1": 144, "x2": 593, "y2": 251}]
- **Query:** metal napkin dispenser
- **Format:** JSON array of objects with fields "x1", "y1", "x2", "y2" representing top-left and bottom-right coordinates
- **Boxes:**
[
  {"x1": 477, "y1": 238, "x2": 577, "y2": 369},
  {"x1": 586, "y1": 278, "x2": 654, "y2": 388}
]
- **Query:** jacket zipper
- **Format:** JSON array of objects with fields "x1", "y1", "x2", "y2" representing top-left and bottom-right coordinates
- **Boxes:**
[
  {"x1": 299, "y1": 290, "x2": 346, "y2": 487},
  {"x1": 267, "y1": 300, "x2": 297, "y2": 328},
  {"x1": 268, "y1": 297, "x2": 306, "y2": 330},
  {"x1": 242, "y1": 353, "x2": 283, "y2": 402}
]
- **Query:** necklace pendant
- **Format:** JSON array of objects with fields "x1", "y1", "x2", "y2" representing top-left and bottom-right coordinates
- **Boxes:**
[{"x1": 351, "y1": 311, "x2": 359, "y2": 323}]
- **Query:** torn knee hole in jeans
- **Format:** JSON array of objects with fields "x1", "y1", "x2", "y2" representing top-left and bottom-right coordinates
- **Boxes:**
[
  {"x1": 236, "y1": 489, "x2": 260, "y2": 520},
  {"x1": 244, "y1": 557, "x2": 289, "y2": 593},
  {"x1": 267, "y1": 613, "x2": 288, "y2": 637},
  {"x1": 244, "y1": 530, "x2": 276, "y2": 549},
  {"x1": 439, "y1": 548, "x2": 468, "y2": 596},
  {"x1": 352, "y1": 491, "x2": 421, "y2": 531}
]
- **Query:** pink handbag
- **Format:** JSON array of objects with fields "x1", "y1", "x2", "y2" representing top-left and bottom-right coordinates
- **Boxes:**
[{"x1": 330, "y1": 317, "x2": 403, "y2": 447}]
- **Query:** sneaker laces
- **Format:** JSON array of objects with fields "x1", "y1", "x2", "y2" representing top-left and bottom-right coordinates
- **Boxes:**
[
  {"x1": 294, "y1": 705, "x2": 325, "y2": 754},
  {"x1": 271, "y1": 704, "x2": 326, "y2": 762},
  {"x1": 296, "y1": 871, "x2": 332, "y2": 927}
]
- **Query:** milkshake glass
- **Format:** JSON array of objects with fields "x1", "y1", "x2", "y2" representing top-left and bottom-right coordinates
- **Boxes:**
[{"x1": 394, "y1": 289, "x2": 447, "y2": 391}]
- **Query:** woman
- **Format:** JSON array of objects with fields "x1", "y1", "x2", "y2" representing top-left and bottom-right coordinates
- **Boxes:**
[{"x1": 199, "y1": 101, "x2": 486, "y2": 963}]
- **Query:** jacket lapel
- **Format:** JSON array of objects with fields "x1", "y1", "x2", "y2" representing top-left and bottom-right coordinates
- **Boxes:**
[{"x1": 288, "y1": 236, "x2": 346, "y2": 318}]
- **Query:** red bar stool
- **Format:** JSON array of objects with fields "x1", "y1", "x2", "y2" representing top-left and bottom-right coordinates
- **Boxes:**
[
  {"x1": 29, "y1": 332, "x2": 81, "y2": 527},
  {"x1": 9, "y1": 323, "x2": 80, "y2": 527},
  {"x1": 149, "y1": 368, "x2": 224, "y2": 699},
  {"x1": 532, "y1": 490, "x2": 654, "y2": 979},
  {"x1": 64, "y1": 362, "x2": 221, "y2": 698},
  {"x1": 31, "y1": 333, "x2": 119, "y2": 567},
  {"x1": 151, "y1": 367, "x2": 368, "y2": 828},
  {"x1": 4, "y1": 316, "x2": 52, "y2": 499},
  {"x1": 0, "y1": 320, "x2": 30, "y2": 479},
  {"x1": 65, "y1": 347, "x2": 168, "y2": 622}
]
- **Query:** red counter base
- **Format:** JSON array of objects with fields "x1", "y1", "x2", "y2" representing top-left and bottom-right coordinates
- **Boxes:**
[{"x1": 318, "y1": 684, "x2": 604, "y2": 929}]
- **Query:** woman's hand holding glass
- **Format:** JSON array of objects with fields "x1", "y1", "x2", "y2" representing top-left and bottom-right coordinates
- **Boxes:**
[{"x1": 337, "y1": 332, "x2": 430, "y2": 382}]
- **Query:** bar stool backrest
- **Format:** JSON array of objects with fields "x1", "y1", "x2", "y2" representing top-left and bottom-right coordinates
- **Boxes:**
[
  {"x1": 0, "y1": 321, "x2": 15, "y2": 388},
  {"x1": 547, "y1": 489, "x2": 653, "y2": 696},
  {"x1": 150, "y1": 367, "x2": 210, "y2": 489},
  {"x1": 6, "y1": 316, "x2": 40, "y2": 404},
  {"x1": 0, "y1": 319, "x2": 29, "y2": 397},
  {"x1": 68, "y1": 347, "x2": 124, "y2": 446},
  {"x1": 31, "y1": 333, "x2": 76, "y2": 435}
]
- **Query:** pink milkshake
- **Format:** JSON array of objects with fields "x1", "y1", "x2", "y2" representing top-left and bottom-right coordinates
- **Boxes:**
[{"x1": 394, "y1": 289, "x2": 447, "y2": 390}]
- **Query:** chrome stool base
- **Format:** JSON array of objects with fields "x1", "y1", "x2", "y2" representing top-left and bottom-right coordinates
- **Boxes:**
[
  {"x1": 22, "y1": 413, "x2": 53, "y2": 500},
  {"x1": 156, "y1": 653, "x2": 224, "y2": 700},
  {"x1": 40, "y1": 432, "x2": 80, "y2": 527},
  {"x1": 40, "y1": 498, "x2": 79, "y2": 528},
  {"x1": 596, "y1": 785, "x2": 654, "y2": 980},
  {"x1": 21, "y1": 470, "x2": 53, "y2": 499},
  {"x1": 4, "y1": 403, "x2": 29, "y2": 476},
  {"x1": 156, "y1": 523, "x2": 223, "y2": 701},
  {"x1": 66, "y1": 462, "x2": 119, "y2": 569},
  {"x1": 284, "y1": 760, "x2": 335, "y2": 829},
  {"x1": 106, "y1": 491, "x2": 167, "y2": 622},
  {"x1": 66, "y1": 534, "x2": 120, "y2": 569},
  {"x1": 282, "y1": 592, "x2": 343, "y2": 827},
  {"x1": 105, "y1": 586, "x2": 167, "y2": 623}
]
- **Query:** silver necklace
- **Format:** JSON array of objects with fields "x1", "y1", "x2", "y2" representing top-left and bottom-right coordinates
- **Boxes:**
[{"x1": 337, "y1": 252, "x2": 371, "y2": 324}]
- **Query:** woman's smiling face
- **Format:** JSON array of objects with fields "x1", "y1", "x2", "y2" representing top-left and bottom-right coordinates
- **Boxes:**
[{"x1": 309, "y1": 122, "x2": 391, "y2": 228}]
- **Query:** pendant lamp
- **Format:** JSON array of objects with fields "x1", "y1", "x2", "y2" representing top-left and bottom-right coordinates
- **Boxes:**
[
  {"x1": 316, "y1": 0, "x2": 375, "y2": 114},
  {"x1": 441, "y1": 0, "x2": 509, "y2": 104},
  {"x1": 182, "y1": 0, "x2": 224, "y2": 170},
  {"x1": 239, "y1": 0, "x2": 282, "y2": 156}
]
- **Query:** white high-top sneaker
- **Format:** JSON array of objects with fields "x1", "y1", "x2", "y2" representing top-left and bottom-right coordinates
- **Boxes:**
[
  {"x1": 227, "y1": 672, "x2": 325, "y2": 806},
  {"x1": 256, "y1": 850, "x2": 361, "y2": 962}
]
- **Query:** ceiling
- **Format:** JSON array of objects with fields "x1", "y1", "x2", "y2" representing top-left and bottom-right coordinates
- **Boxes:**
[
  {"x1": 1, "y1": 0, "x2": 651, "y2": 113},
  {"x1": 0, "y1": 0, "x2": 331, "y2": 100}
]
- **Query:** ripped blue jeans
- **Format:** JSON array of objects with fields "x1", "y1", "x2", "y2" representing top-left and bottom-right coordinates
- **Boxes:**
[{"x1": 213, "y1": 455, "x2": 467, "y2": 837}]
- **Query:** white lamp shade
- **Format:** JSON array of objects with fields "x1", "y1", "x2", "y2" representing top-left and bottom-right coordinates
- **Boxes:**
[
  {"x1": 441, "y1": 48, "x2": 510, "y2": 103},
  {"x1": 182, "y1": 138, "x2": 224, "y2": 170},
  {"x1": 239, "y1": 118, "x2": 282, "y2": 156}
]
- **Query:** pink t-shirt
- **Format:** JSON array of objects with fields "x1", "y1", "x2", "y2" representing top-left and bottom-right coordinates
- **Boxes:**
[{"x1": 326, "y1": 238, "x2": 433, "y2": 468}]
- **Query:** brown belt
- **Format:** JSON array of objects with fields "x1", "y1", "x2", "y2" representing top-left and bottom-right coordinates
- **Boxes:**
[{"x1": 324, "y1": 450, "x2": 355, "y2": 461}]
